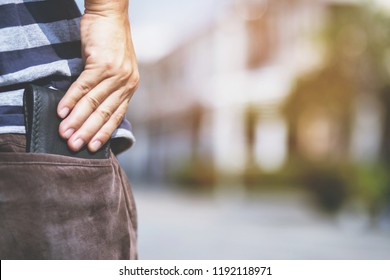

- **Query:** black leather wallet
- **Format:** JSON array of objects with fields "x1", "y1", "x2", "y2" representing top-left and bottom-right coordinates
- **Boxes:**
[{"x1": 23, "y1": 85, "x2": 110, "y2": 159}]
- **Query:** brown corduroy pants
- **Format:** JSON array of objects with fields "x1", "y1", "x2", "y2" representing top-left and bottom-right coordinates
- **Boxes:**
[{"x1": 0, "y1": 134, "x2": 137, "y2": 260}]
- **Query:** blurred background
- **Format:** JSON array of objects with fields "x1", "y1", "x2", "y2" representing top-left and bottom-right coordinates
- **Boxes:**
[{"x1": 76, "y1": 0, "x2": 390, "y2": 259}]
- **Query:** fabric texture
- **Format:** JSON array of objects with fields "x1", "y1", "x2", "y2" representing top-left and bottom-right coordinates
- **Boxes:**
[
  {"x1": 0, "y1": 0, "x2": 135, "y2": 152},
  {"x1": 0, "y1": 134, "x2": 138, "y2": 260}
]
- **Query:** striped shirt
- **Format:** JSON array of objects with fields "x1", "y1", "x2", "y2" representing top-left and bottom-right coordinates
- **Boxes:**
[{"x1": 0, "y1": 0, "x2": 135, "y2": 154}]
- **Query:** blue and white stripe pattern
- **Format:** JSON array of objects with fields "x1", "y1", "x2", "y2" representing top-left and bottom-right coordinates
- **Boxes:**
[{"x1": 0, "y1": 0, "x2": 135, "y2": 150}]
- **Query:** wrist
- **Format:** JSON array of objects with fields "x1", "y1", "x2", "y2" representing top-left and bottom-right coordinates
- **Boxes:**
[{"x1": 84, "y1": 0, "x2": 128, "y2": 17}]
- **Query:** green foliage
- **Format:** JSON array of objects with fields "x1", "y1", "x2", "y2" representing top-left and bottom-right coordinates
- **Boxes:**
[
  {"x1": 347, "y1": 163, "x2": 390, "y2": 215},
  {"x1": 284, "y1": 4, "x2": 390, "y2": 213},
  {"x1": 284, "y1": 3, "x2": 390, "y2": 125},
  {"x1": 172, "y1": 158, "x2": 217, "y2": 189}
]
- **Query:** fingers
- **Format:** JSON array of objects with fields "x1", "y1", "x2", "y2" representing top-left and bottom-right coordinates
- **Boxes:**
[
  {"x1": 65, "y1": 93, "x2": 131, "y2": 152},
  {"x1": 88, "y1": 101, "x2": 129, "y2": 152},
  {"x1": 59, "y1": 76, "x2": 121, "y2": 137},
  {"x1": 57, "y1": 68, "x2": 106, "y2": 118},
  {"x1": 58, "y1": 67, "x2": 138, "y2": 152},
  {"x1": 60, "y1": 82, "x2": 132, "y2": 152}
]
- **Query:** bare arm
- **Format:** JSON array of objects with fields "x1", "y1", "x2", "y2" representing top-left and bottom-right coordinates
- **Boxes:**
[{"x1": 57, "y1": 0, "x2": 139, "y2": 152}]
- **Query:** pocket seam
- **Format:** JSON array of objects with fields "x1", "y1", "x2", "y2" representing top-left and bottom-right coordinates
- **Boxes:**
[{"x1": 0, "y1": 152, "x2": 112, "y2": 167}]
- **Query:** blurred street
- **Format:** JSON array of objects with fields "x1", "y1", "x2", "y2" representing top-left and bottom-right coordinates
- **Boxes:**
[{"x1": 134, "y1": 186, "x2": 390, "y2": 260}]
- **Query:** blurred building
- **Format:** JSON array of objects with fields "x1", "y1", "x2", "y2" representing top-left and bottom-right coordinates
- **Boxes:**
[{"x1": 125, "y1": 0, "x2": 376, "y2": 183}]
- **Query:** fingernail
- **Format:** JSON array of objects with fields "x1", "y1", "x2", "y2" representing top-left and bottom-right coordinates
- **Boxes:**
[
  {"x1": 73, "y1": 138, "x2": 85, "y2": 151},
  {"x1": 90, "y1": 140, "x2": 102, "y2": 152},
  {"x1": 59, "y1": 107, "x2": 70, "y2": 118},
  {"x1": 63, "y1": 128, "x2": 75, "y2": 139}
]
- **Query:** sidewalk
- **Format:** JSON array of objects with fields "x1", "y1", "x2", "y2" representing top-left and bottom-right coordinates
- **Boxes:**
[{"x1": 133, "y1": 186, "x2": 390, "y2": 260}]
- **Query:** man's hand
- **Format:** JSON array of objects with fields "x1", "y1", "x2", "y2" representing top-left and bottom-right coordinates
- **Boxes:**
[{"x1": 57, "y1": 0, "x2": 139, "y2": 152}]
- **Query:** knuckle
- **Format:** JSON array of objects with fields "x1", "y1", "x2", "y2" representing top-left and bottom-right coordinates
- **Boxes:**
[
  {"x1": 74, "y1": 81, "x2": 91, "y2": 94},
  {"x1": 130, "y1": 70, "x2": 140, "y2": 87},
  {"x1": 85, "y1": 95, "x2": 100, "y2": 110},
  {"x1": 102, "y1": 61, "x2": 115, "y2": 71},
  {"x1": 97, "y1": 107, "x2": 113, "y2": 122},
  {"x1": 112, "y1": 112, "x2": 124, "y2": 126},
  {"x1": 125, "y1": 71, "x2": 140, "y2": 91},
  {"x1": 122, "y1": 62, "x2": 133, "y2": 75}
]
